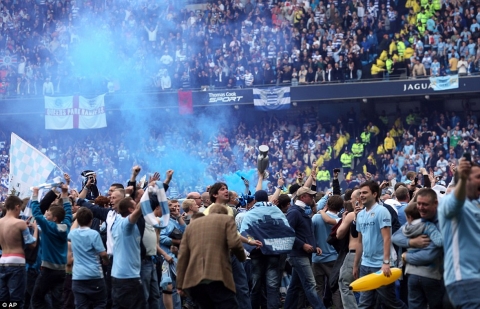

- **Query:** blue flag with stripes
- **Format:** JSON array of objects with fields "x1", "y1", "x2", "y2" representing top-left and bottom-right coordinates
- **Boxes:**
[
  {"x1": 240, "y1": 202, "x2": 295, "y2": 254},
  {"x1": 253, "y1": 87, "x2": 291, "y2": 111},
  {"x1": 140, "y1": 182, "x2": 169, "y2": 229}
]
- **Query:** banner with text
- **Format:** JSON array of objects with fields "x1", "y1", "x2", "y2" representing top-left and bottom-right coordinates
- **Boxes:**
[
  {"x1": 45, "y1": 94, "x2": 107, "y2": 130},
  {"x1": 192, "y1": 89, "x2": 253, "y2": 105},
  {"x1": 429, "y1": 75, "x2": 459, "y2": 91}
]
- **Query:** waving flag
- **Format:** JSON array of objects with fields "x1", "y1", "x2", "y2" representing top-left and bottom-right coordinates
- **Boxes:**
[
  {"x1": 140, "y1": 183, "x2": 170, "y2": 229},
  {"x1": 9, "y1": 133, "x2": 60, "y2": 199},
  {"x1": 240, "y1": 201, "x2": 295, "y2": 254},
  {"x1": 45, "y1": 94, "x2": 107, "y2": 130},
  {"x1": 253, "y1": 87, "x2": 291, "y2": 111}
]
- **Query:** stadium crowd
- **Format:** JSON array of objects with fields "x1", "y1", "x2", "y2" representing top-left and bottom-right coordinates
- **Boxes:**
[
  {"x1": 0, "y1": 103, "x2": 479, "y2": 308},
  {"x1": 0, "y1": 0, "x2": 479, "y2": 96}
]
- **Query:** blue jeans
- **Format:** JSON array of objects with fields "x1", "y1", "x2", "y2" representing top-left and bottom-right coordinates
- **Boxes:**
[
  {"x1": 62, "y1": 273, "x2": 74, "y2": 309},
  {"x1": 0, "y1": 265, "x2": 26, "y2": 308},
  {"x1": 408, "y1": 274, "x2": 444, "y2": 309},
  {"x1": 250, "y1": 255, "x2": 281, "y2": 309},
  {"x1": 446, "y1": 279, "x2": 480, "y2": 309},
  {"x1": 24, "y1": 267, "x2": 39, "y2": 309},
  {"x1": 284, "y1": 255, "x2": 325, "y2": 309},
  {"x1": 358, "y1": 266, "x2": 407, "y2": 309},
  {"x1": 72, "y1": 278, "x2": 107, "y2": 309},
  {"x1": 140, "y1": 258, "x2": 161, "y2": 309},
  {"x1": 231, "y1": 254, "x2": 252, "y2": 309}
]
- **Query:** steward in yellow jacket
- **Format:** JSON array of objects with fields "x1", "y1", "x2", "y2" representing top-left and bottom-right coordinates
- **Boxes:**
[
  {"x1": 384, "y1": 133, "x2": 396, "y2": 153},
  {"x1": 340, "y1": 149, "x2": 353, "y2": 173}
]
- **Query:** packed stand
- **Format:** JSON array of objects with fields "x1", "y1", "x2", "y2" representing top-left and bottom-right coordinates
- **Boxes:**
[{"x1": 1, "y1": 0, "x2": 480, "y2": 98}]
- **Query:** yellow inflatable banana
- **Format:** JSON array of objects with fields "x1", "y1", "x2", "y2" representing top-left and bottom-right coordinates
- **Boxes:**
[{"x1": 349, "y1": 268, "x2": 402, "y2": 292}]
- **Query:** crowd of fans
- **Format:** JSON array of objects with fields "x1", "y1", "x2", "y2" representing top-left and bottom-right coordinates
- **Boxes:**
[
  {"x1": 1, "y1": 103, "x2": 479, "y2": 309},
  {"x1": 1, "y1": 104, "x2": 478, "y2": 201},
  {"x1": 0, "y1": 0, "x2": 479, "y2": 96}
]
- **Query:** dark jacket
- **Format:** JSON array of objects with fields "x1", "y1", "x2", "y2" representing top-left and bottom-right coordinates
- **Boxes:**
[{"x1": 286, "y1": 204, "x2": 316, "y2": 257}]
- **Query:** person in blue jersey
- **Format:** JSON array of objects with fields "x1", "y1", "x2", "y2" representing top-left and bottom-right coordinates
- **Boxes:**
[
  {"x1": 439, "y1": 158, "x2": 480, "y2": 308},
  {"x1": 353, "y1": 180, "x2": 407, "y2": 309},
  {"x1": 31, "y1": 183, "x2": 73, "y2": 309},
  {"x1": 312, "y1": 195, "x2": 343, "y2": 309},
  {"x1": 68, "y1": 207, "x2": 109, "y2": 309},
  {"x1": 111, "y1": 196, "x2": 145, "y2": 309}
]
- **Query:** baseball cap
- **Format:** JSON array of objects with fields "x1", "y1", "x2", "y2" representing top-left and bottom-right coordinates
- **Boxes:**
[
  {"x1": 254, "y1": 190, "x2": 269, "y2": 202},
  {"x1": 296, "y1": 187, "x2": 317, "y2": 197}
]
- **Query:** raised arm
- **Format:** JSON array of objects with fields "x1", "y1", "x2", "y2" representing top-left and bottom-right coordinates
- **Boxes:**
[
  {"x1": 78, "y1": 176, "x2": 93, "y2": 200},
  {"x1": 269, "y1": 178, "x2": 284, "y2": 203},
  {"x1": 304, "y1": 162, "x2": 317, "y2": 188},
  {"x1": 163, "y1": 170, "x2": 174, "y2": 186},
  {"x1": 128, "y1": 165, "x2": 142, "y2": 199},
  {"x1": 60, "y1": 184, "x2": 73, "y2": 227},
  {"x1": 440, "y1": 158, "x2": 469, "y2": 219},
  {"x1": 256, "y1": 170, "x2": 264, "y2": 192}
]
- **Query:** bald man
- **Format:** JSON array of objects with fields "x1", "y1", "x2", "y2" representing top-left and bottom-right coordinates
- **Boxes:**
[{"x1": 200, "y1": 192, "x2": 211, "y2": 212}]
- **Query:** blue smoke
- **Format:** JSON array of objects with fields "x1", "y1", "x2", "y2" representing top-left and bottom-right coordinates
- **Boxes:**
[{"x1": 222, "y1": 168, "x2": 269, "y2": 196}]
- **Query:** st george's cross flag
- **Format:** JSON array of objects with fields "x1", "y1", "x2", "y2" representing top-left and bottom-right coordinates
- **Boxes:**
[{"x1": 45, "y1": 95, "x2": 107, "y2": 129}]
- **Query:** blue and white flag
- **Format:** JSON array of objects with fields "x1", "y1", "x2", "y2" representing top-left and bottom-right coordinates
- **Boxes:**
[
  {"x1": 9, "y1": 133, "x2": 59, "y2": 199},
  {"x1": 253, "y1": 87, "x2": 291, "y2": 111},
  {"x1": 20, "y1": 200, "x2": 32, "y2": 220},
  {"x1": 0, "y1": 177, "x2": 9, "y2": 189},
  {"x1": 240, "y1": 202, "x2": 295, "y2": 254},
  {"x1": 140, "y1": 183, "x2": 170, "y2": 229},
  {"x1": 429, "y1": 75, "x2": 459, "y2": 91}
]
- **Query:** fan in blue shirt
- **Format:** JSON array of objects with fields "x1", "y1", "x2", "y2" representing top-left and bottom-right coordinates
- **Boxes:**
[
  {"x1": 68, "y1": 207, "x2": 109, "y2": 308},
  {"x1": 354, "y1": 181, "x2": 407, "y2": 309},
  {"x1": 438, "y1": 159, "x2": 480, "y2": 308},
  {"x1": 110, "y1": 196, "x2": 145, "y2": 309},
  {"x1": 31, "y1": 183, "x2": 72, "y2": 309}
]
